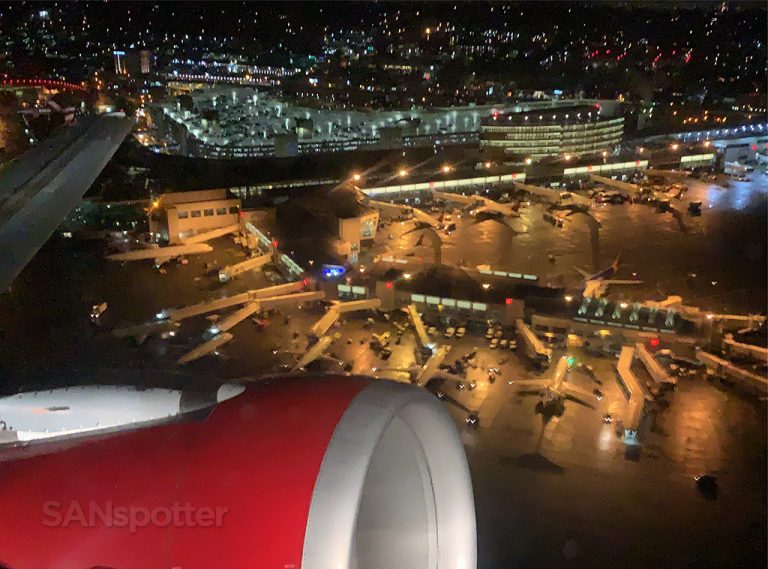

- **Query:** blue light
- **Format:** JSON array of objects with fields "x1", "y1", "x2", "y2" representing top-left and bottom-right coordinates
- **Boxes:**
[{"x1": 321, "y1": 264, "x2": 347, "y2": 279}]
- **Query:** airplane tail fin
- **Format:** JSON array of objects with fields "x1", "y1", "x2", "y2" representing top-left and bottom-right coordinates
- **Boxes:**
[{"x1": 612, "y1": 251, "x2": 622, "y2": 271}]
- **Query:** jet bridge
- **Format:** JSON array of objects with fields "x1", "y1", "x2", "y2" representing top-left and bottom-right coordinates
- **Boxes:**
[
  {"x1": 404, "y1": 303, "x2": 431, "y2": 349},
  {"x1": 615, "y1": 346, "x2": 654, "y2": 437},
  {"x1": 177, "y1": 332, "x2": 234, "y2": 364},
  {"x1": 182, "y1": 224, "x2": 240, "y2": 245},
  {"x1": 634, "y1": 343, "x2": 676, "y2": 386},
  {"x1": 309, "y1": 298, "x2": 382, "y2": 337},
  {"x1": 218, "y1": 253, "x2": 272, "y2": 282},
  {"x1": 588, "y1": 174, "x2": 640, "y2": 195}
]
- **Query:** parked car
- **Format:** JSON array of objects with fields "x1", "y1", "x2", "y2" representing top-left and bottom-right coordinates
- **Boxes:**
[
  {"x1": 455, "y1": 326, "x2": 466, "y2": 338},
  {"x1": 444, "y1": 327, "x2": 456, "y2": 338}
]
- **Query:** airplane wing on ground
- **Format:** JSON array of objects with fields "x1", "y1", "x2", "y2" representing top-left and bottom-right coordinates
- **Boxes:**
[
  {"x1": 429, "y1": 369, "x2": 466, "y2": 385},
  {"x1": 513, "y1": 379, "x2": 550, "y2": 393},
  {"x1": 601, "y1": 279, "x2": 643, "y2": 286},
  {"x1": 573, "y1": 266, "x2": 592, "y2": 279},
  {"x1": 562, "y1": 382, "x2": 597, "y2": 403},
  {"x1": 411, "y1": 208, "x2": 440, "y2": 227},
  {"x1": 479, "y1": 199, "x2": 520, "y2": 217},
  {"x1": 432, "y1": 190, "x2": 477, "y2": 206}
]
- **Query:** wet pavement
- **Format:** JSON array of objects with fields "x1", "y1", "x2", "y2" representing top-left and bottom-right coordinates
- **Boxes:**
[
  {"x1": 375, "y1": 173, "x2": 767, "y2": 314},
  {"x1": 0, "y1": 170, "x2": 765, "y2": 568}
]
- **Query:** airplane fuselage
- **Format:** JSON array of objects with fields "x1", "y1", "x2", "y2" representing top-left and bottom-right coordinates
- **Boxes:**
[{"x1": 585, "y1": 262, "x2": 617, "y2": 283}]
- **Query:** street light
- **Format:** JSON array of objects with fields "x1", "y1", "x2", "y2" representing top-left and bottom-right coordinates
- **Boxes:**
[
  {"x1": 442, "y1": 164, "x2": 452, "y2": 173},
  {"x1": 525, "y1": 157, "x2": 532, "y2": 165},
  {"x1": 671, "y1": 143, "x2": 679, "y2": 151},
  {"x1": 564, "y1": 295, "x2": 573, "y2": 303},
  {"x1": 481, "y1": 283, "x2": 491, "y2": 290},
  {"x1": 399, "y1": 169, "x2": 408, "y2": 177},
  {"x1": 352, "y1": 173, "x2": 362, "y2": 182},
  {"x1": 564, "y1": 154, "x2": 572, "y2": 161},
  {"x1": 602, "y1": 151, "x2": 608, "y2": 157},
  {"x1": 703, "y1": 140, "x2": 711, "y2": 147},
  {"x1": 484, "y1": 161, "x2": 491, "y2": 169}
]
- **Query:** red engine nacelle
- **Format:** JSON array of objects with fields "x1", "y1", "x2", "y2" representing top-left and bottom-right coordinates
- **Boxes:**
[{"x1": 0, "y1": 376, "x2": 476, "y2": 569}]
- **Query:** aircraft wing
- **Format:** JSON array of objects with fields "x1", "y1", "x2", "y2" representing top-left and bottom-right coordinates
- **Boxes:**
[
  {"x1": 429, "y1": 370, "x2": 466, "y2": 385},
  {"x1": 601, "y1": 279, "x2": 643, "y2": 285},
  {"x1": 411, "y1": 208, "x2": 440, "y2": 227},
  {"x1": 474, "y1": 196, "x2": 520, "y2": 217},
  {"x1": 513, "y1": 379, "x2": 550, "y2": 393},
  {"x1": 573, "y1": 266, "x2": 592, "y2": 279},
  {"x1": 432, "y1": 190, "x2": 477, "y2": 206},
  {"x1": 562, "y1": 382, "x2": 597, "y2": 402}
]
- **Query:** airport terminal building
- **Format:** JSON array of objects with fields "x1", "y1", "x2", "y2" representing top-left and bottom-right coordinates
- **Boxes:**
[{"x1": 480, "y1": 105, "x2": 624, "y2": 163}]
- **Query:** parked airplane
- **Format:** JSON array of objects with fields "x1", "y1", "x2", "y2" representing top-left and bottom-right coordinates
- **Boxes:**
[
  {"x1": 514, "y1": 356, "x2": 598, "y2": 408},
  {"x1": 375, "y1": 345, "x2": 455, "y2": 387},
  {"x1": 574, "y1": 253, "x2": 642, "y2": 298}
]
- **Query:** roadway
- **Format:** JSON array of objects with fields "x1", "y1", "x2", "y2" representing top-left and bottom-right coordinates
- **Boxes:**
[{"x1": 0, "y1": 114, "x2": 132, "y2": 291}]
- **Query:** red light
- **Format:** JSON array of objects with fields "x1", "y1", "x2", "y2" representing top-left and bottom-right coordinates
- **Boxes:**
[
  {"x1": 505, "y1": 298, "x2": 513, "y2": 305},
  {"x1": 751, "y1": 145, "x2": 757, "y2": 151},
  {"x1": 649, "y1": 338, "x2": 660, "y2": 348},
  {"x1": 271, "y1": 238, "x2": 279, "y2": 248},
  {"x1": 605, "y1": 49, "x2": 611, "y2": 55},
  {"x1": 385, "y1": 282, "x2": 393, "y2": 289},
  {"x1": 636, "y1": 160, "x2": 641, "y2": 166},
  {"x1": 302, "y1": 278, "x2": 309, "y2": 287}
]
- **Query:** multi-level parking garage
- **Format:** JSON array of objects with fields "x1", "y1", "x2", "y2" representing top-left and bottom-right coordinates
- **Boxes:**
[{"x1": 480, "y1": 105, "x2": 624, "y2": 163}]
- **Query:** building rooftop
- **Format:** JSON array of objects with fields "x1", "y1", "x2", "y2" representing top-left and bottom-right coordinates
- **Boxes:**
[{"x1": 482, "y1": 105, "x2": 608, "y2": 127}]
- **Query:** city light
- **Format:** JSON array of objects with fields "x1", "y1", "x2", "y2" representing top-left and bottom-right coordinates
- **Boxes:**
[
  {"x1": 525, "y1": 157, "x2": 532, "y2": 165},
  {"x1": 564, "y1": 154, "x2": 572, "y2": 161},
  {"x1": 484, "y1": 162, "x2": 491, "y2": 168},
  {"x1": 403, "y1": 273, "x2": 412, "y2": 280},
  {"x1": 671, "y1": 143, "x2": 679, "y2": 150},
  {"x1": 441, "y1": 164, "x2": 452, "y2": 173},
  {"x1": 352, "y1": 173, "x2": 361, "y2": 181},
  {"x1": 564, "y1": 295, "x2": 573, "y2": 302},
  {"x1": 602, "y1": 151, "x2": 608, "y2": 157},
  {"x1": 481, "y1": 283, "x2": 491, "y2": 290},
  {"x1": 398, "y1": 169, "x2": 408, "y2": 177}
]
